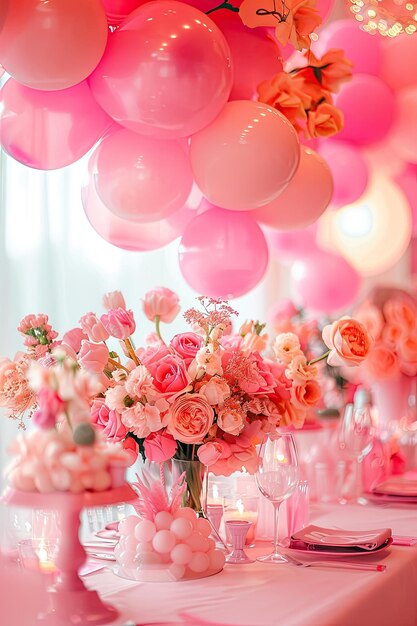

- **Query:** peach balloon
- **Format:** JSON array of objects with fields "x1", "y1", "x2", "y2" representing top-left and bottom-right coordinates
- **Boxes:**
[
  {"x1": 179, "y1": 206, "x2": 269, "y2": 298},
  {"x1": 94, "y1": 128, "x2": 193, "y2": 223},
  {"x1": 251, "y1": 147, "x2": 333, "y2": 230},
  {"x1": 0, "y1": 0, "x2": 108, "y2": 90},
  {"x1": 89, "y1": 1, "x2": 232, "y2": 139},
  {"x1": 1, "y1": 79, "x2": 112, "y2": 170},
  {"x1": 389, "y1": 87, "x2": 417, "y2": 165},
  {"x1": 190, "y1": 101, "x2": 300, "y2": 211}
]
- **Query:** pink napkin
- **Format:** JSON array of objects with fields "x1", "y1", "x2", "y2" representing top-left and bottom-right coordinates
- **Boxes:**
[
  {"x1": 373, "y1": 478, "x2": 417, "y2": 497},
  {"x1": 289, "y1": 524, "x2": 392, "y2": 552}
]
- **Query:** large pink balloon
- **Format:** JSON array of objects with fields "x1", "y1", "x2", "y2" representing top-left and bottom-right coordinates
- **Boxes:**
[
  {"x1": 390, "y1": 87, "x2": 417, "y2": 165},
  {"x1": 82, "y1": 166, "x2": 198, "y2": 251},
  {"x1": 316, "y1": 0, "x2": 335, "y2": 23},
  {"x1": 1, "y1": 79, "x2": 112, "y2": 170},
  {"x1": 380, "y1": 36, "x2": 417, "y2": 92},
  {"x1": 89, "y1": 1, "x2": 232, "y2": 139},
  {"x1": 292, "y1": 249, "x2": 361, "y2": 313},
  {"x1": 210, "y1": 12, "x2": 283, "y2": 100},
  {"x1": 251, "y1": 147, "x2": 333, "y2": 230},
  {"x1": 267, "y1": 226, "x2": 319, "y2": 264},
  {"x1": 179, "y1": 206, "x2": 269, "y2": 298},
  {"x1": 315, "y1": 20, "x2": 382, "y2": 75},
  {"x1": 190, "y1": 101, "x2": 300, "y2": 211},
  {"x1": 101, "y1": 0, "x2": 144, "y2": 25},
  {"x1": 334, "y1": 74, "x2": 396, "y2": 146},
  {"x1": 317, "y1": 141, "x2": 369, "y2": 207},
  {"x1": 0, "y1": 0, "x2": 108, "y2": 90},
  {"x1": 94, "y1": 128, "x2": 193, "y2": 223},
  {"x1": 396, "y1": 165, "x2": 417, "y2": 237}
]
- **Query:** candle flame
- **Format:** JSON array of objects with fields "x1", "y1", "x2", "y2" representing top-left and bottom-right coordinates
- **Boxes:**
[
  {"x1": 213, "y1": 484, "x2": 219, "y2": 499},
  {"x1": 236, "y1": 499, "x2": 245, "y2": 514}
]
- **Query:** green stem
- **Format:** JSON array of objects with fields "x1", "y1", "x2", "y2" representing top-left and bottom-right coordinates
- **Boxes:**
[
  {"x1": 155, "y1": 315, "x2": 163, "y2": 342},
  {"x1": 206, "y1": 1, "x2": 239, "y2": 14},
  {"x1": 307, "y1": 349, "x2": 331, "y2": 366}
]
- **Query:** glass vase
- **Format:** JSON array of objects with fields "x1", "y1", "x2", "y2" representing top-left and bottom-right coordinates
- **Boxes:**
[{"x1": 171, "y1": 458, "x2": 207, "y2": 516}]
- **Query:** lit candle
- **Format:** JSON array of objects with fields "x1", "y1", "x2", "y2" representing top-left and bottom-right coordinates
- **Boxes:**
[
  {"x1": 223, "y1": 498, "x2": 259, "y2": 545},
  {"x1": 207, "y1": 482, "x2": 223, "y2": 505},
  {"x1": 36, "y1": 541, "x2": 57, "y2": 575}
]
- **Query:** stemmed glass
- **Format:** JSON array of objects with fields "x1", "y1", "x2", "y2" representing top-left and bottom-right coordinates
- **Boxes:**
[
  {"x1": 255, "y1": 433, "x2": 299, "y2": 564},
  {"x1": 338, "y1": 402, "x2": 374, "y2": 504}
]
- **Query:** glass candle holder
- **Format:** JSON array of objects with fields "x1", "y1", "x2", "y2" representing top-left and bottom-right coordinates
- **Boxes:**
[
  {"x1": 225, "y1": 521, "x2": 254, "y2": 564},
  {"x1": 223, "y1": 496, "x2": 259, "y2": 547}
]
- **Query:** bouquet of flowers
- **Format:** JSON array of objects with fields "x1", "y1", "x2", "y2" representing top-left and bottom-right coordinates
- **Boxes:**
[{"x1": 1, "y1": 288, "x2": 371, "y2": 504}]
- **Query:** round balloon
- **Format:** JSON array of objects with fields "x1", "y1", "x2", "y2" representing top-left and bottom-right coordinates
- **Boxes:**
[
  {"x1": 396, "y1": 165, "x2": 417, "y2": 237},
  {"x1": 380, "y1": 35, "x2": 417, "y2": 91},
  {"x1": 389, "y1": 87, "x2": 417, "y2": 164},
  {"x1": 101, "y1": 0, "x2": 144, "y2": 24},
  {"x1": 317, "y1": 140, "x2": 368, "y2": 207},
  {"x1": 190, "y1": 100, "x2": 300, "y2": 211},
  {"x1": 1, "y1": 79, "x2": 112, "y2": 170},
  {"x1": 292, "y1": 249, "x2": 361, "y2": 313},
  {"x1": 334, "y1": 74, "x2": 396, "y2": 146},
  {"x1": 94, "y1": 128, "x2": 193, "y2": 223},
  {"x1": 179, "y1": 206, "x2": 269, "y2": 298},
  {"x1": 267, "y1": 226, "x2": 319, "y2": 264},
  {"x1": 251, "y1": 147, "x2": 333, "y2": 230},
  {"x1": 316, "y1": 0, "x2": 335, "y2": 23},
  {"x1": 315, "y1": 19, "x2": 382, "y2": 75},
  {"x1": 83, "y1": 162, "x2": 198, "y2": 251},
  {"x1": 0, "y1": 0, "x2": 108, "y2": 90},
  {"x1": 89, "y1": 1, "x2": 232, "y2": 139},
  {"x1": 210, "y1": 11, "x2": 283, "y2": 100}
]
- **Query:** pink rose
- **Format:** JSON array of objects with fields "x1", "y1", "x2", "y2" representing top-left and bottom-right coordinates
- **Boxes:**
[
  {"x1": 79, "y1": 312, "x2": 109, "y2": 342},
  {"x1": 168, "y1": 394, "x2": 214, "y2": 444},
  {"x1": 197, "y1": 441, "x2": 224, "y2": 466},
  {"x1": 78, "y1": 340, "x2": 109, "y2": 373},
  {"x1": 103, "y1": 290, "x2": 126, "y2": 311},
  {"x1": 322, "y1": 317, "x2": 372, "y2": 367},
  {"x1": 100, "y1": 308, "x2": 136, "y2": 340},
  {"x1": 364, "y1": 342, "x2": 399, "y2": 380},
  {"x1": 139, "y1": 342, "x2": 171, "y2": 371},
  {"x1": 199, "y1": 377, "x2": 230, "y2": 406},
  {"x1": 91, "y1": 398, "x2": 127, "y2": 443},
  {"x1": 217, "y1": 403, "x2": 246, "y2": 436},
  {"x1": 383, "y1": 298, "x2": 417, "y2": 333},
  {"x1": 122, "y1": 436, "x2": 139, "y2": 466},
  {"x1": 151, "y1": 354, "x2": 191, "y2": 396},
  {"x1": 143, "y1": 431, "x2": 177, "y2": 462},
  {"x1": 143, "y1": 287, "x2": 180, "y2": 323},
  {"x1": 170, "y1": 332, "x2": 203, "y2": 366},
  {"x1": 382, "y1": 323, "x2": 403, "y2": 347},
  {"x1": 61, "y1": 327, "x2": 88, "y2": 354},
  {"x1": 32, "y1": 388, "x2": 64, "y2": 429},
  {"x1": 285, "y1": 354, "x2": 317, "y2": 385},
  {"x1": 290, "y1": 380, "x2": 321, "y2": 409},
  {"x1": 398, "y1": 335, "x2": 417, "y2": 376},
  {"x1": 355, "y1": 302, "x2": 384, "y2": 342}
]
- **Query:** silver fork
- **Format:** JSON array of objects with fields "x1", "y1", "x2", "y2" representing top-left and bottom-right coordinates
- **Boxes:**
[{"x1": 283, "y1": 552, "x2": 386, "y2": 572}]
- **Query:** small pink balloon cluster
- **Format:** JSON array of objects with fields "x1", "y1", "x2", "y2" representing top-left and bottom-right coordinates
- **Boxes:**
[{"x1": 115, "y1": 509, "x2": 225, "y2": 581}]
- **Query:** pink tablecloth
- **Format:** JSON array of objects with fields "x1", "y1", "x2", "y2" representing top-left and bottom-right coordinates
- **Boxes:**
[{"x1": 86, "y1": 503, "x2": 417, "y2": 626}]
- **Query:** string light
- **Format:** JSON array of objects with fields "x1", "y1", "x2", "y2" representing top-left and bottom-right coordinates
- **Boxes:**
[{"x1": 348, "y1": 0, "x2": 417, "y2": 36}]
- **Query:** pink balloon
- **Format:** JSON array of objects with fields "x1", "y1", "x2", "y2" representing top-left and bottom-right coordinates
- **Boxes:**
[
  {"x1": 251, "y1": 147, "x2": 333, "y2": 230},
  {"x1": 315, "y1": 19, "x2": 382, "y2": 75},
  {"x1": 210, "y1": 12, "x2": 283, "y2": 100},
  {"x1": 190, "y1": 100, "x2": 300, "y2": 211},
  {"x1": 0, "y1": 0, "x2": 9, "y2": 34},
  {"x1": 396, "y1": 165, "x2": 417, "y2": 237},
  {"x1": 316, "y1": 0, "x2": 335, "y2": 23},
  {"x1": 380, "y1": 36, "x2": 417, "y2": 92},
  {"x1": 292, "y1": 249, "x2": 361, "y2": 313},
  {"x1": 94, "y1": 128, "x2": 193, "y2": 223},
  {"x1": 334, "y1": 74, "x2": 396, "y2": 146},
  {"x1": 317, "y1": 140, "x2": 369, "y2": 207},
  {"x1": 390, "y1": 87, "x2": 417, "y2": 165},
  {"x1": 101, "y1": 0, "x2": 145, "y2": 24},
  {"x1": 179, "y1": 206, "x2": 269, "y2": 298},
  {"x1": 267, "y1": 226, "x2": 319, "y2": 264},
  {"x1": 89, "y1": 2, "x2": 232, "y2": 139},
  {"x1": 0, "y1": 0, "x2": 108, "y2": 90},
  {"x1": 82, "y1": 162, "x2": 199, "y2": 251},
  {"x1": 1, "y1": 79, "x2": 112, "y2": 170}
]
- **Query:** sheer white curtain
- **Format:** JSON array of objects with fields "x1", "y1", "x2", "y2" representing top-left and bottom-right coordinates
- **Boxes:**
[{"x1": 0, "y1": 148, "x2": 283, "y2": 482}]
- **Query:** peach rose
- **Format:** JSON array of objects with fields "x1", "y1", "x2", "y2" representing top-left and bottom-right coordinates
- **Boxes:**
[
  {"x1": 285, "y1": 353, "x2": 317, "y2": 385},
  {"x1": 199, "y1": 377, "x2": 230, "y2": 406},
  {"x1": 273, "y1": 332, "x2": 302, "y2": 364},
  {"x1": 382, "y1": 323, "x2": 403, "y2": 347},
  {"x1": 322, "y1": 317, "x2": 372, "y2": 367},
  {"x1": 167, "y1": 394, "x2": 214, "y2": 444},
  {"x1": 291, "y1": 379, "x2": 321, "y2": 408},
  {"x1": 217, "y1": 404, "x2": 246, "y2": 436},
  {"x1": 355, "y1": 302, "x2": 384, "y2": 342},
  {"x1": 143, "y1": 287, "x2": 180, "y2": 323},
  {"x1": 307, "y1": 102, "x2": 344, "y2": 139},
  {"x1": 399, "y1": 334, "x2": 417, "y2": 376},
  {"x1": 197, "y1": 441, "x2": 224, "y2": 466},
  {"x1": 383, "y1": 298, "x2": 417, "y2": 333},
  {"x1": 364, "y1": 342, "x2": 399, "y2": 380}
]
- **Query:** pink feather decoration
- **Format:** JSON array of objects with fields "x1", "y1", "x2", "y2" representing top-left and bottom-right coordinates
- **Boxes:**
[{"x1": 131, "y1": 468, "x2": 187, "y2": 521}]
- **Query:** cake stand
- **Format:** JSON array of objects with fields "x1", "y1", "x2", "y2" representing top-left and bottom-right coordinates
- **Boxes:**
[{"x1": 2, "y1": 485, "x2": 137, "y2": 626}]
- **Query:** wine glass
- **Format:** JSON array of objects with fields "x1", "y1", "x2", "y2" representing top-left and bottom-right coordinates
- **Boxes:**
[
  {"x1": 338, "y1": 402, "x2": 374, "y2": 504},
  {"x1": 255, "y1": 433, "x2": 299, "y2": 564}
]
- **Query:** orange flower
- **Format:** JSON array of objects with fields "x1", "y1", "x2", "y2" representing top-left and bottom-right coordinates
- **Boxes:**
[
  {"x1": 257, "y1": 72, "x2": 311, "y2": 123},
  {"x1": 307, "y1": 102, "x2": 344, "y2": 138},
  {"x1": 299, "y1": 48, "x2": 353, "y2": 93},
  {"x1": 239, "y1": 0, "x2": 321, "y2": 51}
]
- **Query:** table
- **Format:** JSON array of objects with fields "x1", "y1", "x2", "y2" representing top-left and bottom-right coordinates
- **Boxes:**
[{"x1": 84, "y1": 502, "x2": 417, "y2": 626}]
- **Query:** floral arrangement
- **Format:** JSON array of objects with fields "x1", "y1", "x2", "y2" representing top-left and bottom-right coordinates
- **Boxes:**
[
  {"x1": 1, "y1": 288, "x2": 372, "y2": 494},
  {"x1": 5, "y1": 353, "x2": 129, "y2": 493},
  {"x1": 354, "y1": 289, "x2": 417, "y2": 380}
]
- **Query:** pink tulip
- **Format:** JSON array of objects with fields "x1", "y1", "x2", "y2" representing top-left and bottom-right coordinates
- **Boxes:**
[
  {"x1": 61, "y1": 327, "x2": 88, "y2": 353},
  {"x1": 100, "y1": 308, "x2": 136, "y2": 339},
  {"x1": 78, "y1": 340, "x2": 109, "y2": 373},
  {"x1": 143, "y1": 287, "x2": 180, "y2": 323},
  {"x1": 79, "y1": 312, "x2": 110, "y2": 342},
  {"x1": 102, "y1": 290, "x2": 126, "y2": 310}
]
